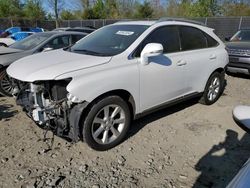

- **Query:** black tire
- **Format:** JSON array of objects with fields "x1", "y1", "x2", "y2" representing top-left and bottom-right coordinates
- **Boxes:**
[
  {"x1": 199, "y1": 71, "x2": 224, "y2": 105},
  {"x1": 0, "y1": 43, "x2": 7, "y2": 47},
  {"x1": 81, "y1": 95, "x2": 131, "y2": 151},
  {"x1": 0, "y1": 67, "x2": 13, "y2": 97}
]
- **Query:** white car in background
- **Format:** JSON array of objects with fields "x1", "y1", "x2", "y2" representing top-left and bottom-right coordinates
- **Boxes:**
[{"x1": 7, "y1": 19, "x2": 228, "y2": 151}]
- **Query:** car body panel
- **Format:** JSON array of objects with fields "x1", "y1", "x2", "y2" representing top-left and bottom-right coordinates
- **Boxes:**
[
  {"x1": 0, "y1": 31, "x2": 86, "y2": 67},
  {"x1": 7, "y1": 49, "x2": 111, "y2": 82},
  {"x1": 226, "y1": 30, "x2": 250, "y2": 75},
  {"x1": 0, "y1": 37, "x2": 15, "y2": 46},
  {"x1": 7, "y1": 21, "x2": 227, "y2": 115}
]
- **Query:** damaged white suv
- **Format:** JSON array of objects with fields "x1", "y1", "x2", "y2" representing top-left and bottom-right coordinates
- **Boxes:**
[{"x1": 7, "y1": 19, "x2": 228, "y2": 151}]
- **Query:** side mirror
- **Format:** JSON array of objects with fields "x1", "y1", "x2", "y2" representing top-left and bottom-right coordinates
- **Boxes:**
[
  {"x1": 140, "y1": 43, "x2": 163, "y2": 65},
  {"x1": 42, "y1": 47, "x2": 53, "y2": 52},
  {"x1": 225, "y1": 37, "x2": 231, "y2": 42},
  {"x1": 233, "y1": 105, "x2": 250, "y2": 133}
]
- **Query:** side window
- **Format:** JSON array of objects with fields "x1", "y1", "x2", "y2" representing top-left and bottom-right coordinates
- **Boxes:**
[
  {"x1": 134, "y1": 26, "x2": 180, "y2": 57},
  {"x1": 204, "y1": 32, "x2": 219, "y2": 47},
  {"x1": 179, "y1": 26, "x2": 207, "y2": 51},
  {"x1": 44, "y1": 35, "x2": 70, "y2": 49},
  {"x1": 71, "y1": 35, "x2": 84, "y2": 44}
]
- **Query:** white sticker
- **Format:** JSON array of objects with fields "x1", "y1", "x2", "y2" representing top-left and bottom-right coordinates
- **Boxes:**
[{"x1": 116, "y1": 31, "x2": 134, "y2": 36}]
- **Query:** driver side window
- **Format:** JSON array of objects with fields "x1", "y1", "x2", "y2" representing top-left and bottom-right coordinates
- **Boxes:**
[{"x1": 134, "y1": 26, "x2": 181, "y2": 57}]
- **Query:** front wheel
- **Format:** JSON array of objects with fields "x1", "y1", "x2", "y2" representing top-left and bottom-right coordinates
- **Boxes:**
[
  {"x1": 0, "y1": 67, "x2": 14, "y2": 96},
  {"x1": 199, "y1": 72, "x2": 224, "y2": 105},
  {"x1": 81, "y1": 96, "x2": 131, "y2": 151},
  {"x1": 0, "y1": 43, "x2": 7, "y2": 47}
]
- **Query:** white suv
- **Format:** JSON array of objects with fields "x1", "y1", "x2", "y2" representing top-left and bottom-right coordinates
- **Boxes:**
[{"x1": 7, "y1": 19, "x2": 228, "y2": 151}]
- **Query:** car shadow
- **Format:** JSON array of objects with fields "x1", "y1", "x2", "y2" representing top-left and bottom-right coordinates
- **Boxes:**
[
  {"x1": 193, "y1": 130, "x2": 250, "y2": 188},
  {"x1": 226, "y1": 72, "x2": 250, "y2": 79},
  {"x1": 126, "y1": 97, "x2": 199, "y2": 140},
  {"x1": 0, "y1": 103, "x2": 18, "y2": 121}
]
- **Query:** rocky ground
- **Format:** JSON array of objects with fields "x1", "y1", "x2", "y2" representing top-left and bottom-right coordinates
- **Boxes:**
[{"x1": 1, "y1": 75, "x2": 250, "y2": 188}]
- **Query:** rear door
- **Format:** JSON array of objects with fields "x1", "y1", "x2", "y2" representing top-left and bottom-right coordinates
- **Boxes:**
[{"x1": 177, "y1": 26, "x2": 220, "y2": 93}]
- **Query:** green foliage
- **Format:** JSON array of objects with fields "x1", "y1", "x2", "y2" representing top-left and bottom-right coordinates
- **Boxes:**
[
  {"x1": 0, "y1": 0, "x2": 22, "y2": 18},
  {"x1": 134, "y1": 1, "x2": 154, "y2": 19},
  {"x1": 23, "y1": 0, "x2": 45, "y2": 20},
  {"x1": 60, "y1": 10, "x2": 78, "y2": 20},
  {"x1": 1, "y1": 0, "x2": 250, "y2": 20}
]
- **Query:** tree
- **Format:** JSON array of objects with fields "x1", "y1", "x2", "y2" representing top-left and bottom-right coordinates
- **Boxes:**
[
  {"x1": 60, "y1": 10, "x2": 78, "y2": 20},
  {"x1": 48, "y1": 0, "x2": 64, "y2": 27},
  {"x1": 23, "y1": 0, "x2": 45, "y2": 20},
  {"x1": 105, "y1": 0, "x2": 119, "y2": 18},
  {"x1": 134, "y1": 1, "x2": 154, "y2": 18},
  {"x1": 0, "y1": 0, "x2": 22, "y2": 18}
]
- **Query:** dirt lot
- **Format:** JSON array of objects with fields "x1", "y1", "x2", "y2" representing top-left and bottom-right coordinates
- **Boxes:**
[{"x1": 0, "y1": 75, "x2": 250, "y2": 188}]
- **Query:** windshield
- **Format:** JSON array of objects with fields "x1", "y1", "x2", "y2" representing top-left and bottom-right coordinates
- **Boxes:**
[
  {"x1": 9, "y1": 33, "x2": 52, "y2": 50},
  {"x1": 71, "y1": 24, "x2": 149, "y2": 56},
  {"x1": 230, "y1": 30, "x2": 250, "y2": 42}
]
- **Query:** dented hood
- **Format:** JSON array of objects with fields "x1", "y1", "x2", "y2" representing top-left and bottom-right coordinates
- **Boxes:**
[{"x1": 7, "y1": 49, "x2": 112, "y2": 82}]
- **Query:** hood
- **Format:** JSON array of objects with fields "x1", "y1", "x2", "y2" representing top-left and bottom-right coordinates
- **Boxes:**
[
  {"x1": 0, "y1": 47, "x2": 29, "y2": 67},
  {"x1": 0, "y1": 46, "x2": 23, "y2": 55},
  {"x1": 7, "y1": 49, "x2": 112, "y2": 82},
  {"x1": 226, "y1": 41, "x2": 250, "y2": 50}
]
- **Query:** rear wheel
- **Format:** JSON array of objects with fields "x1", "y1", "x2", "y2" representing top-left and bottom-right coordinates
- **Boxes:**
[
  {"x1": 0, "y1": 67, "x2": 14, "y2": 96},
  {"x1": 81, "y1": 96, "x2": 131, "y2": 151},
  {"x1": 199, "y1": 72, "x2": 224, "y2": 105}
]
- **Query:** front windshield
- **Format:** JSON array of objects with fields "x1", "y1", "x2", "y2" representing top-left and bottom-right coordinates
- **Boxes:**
[
  {"x1": 71, "y1": 24, "x2": 149, "y2": 56},
  {"x1": 10, "y1": 33, "x2": 52, "y2": 50},
  {"x1": 230, "y1": 30, "x2": 250, "y2": 42}
]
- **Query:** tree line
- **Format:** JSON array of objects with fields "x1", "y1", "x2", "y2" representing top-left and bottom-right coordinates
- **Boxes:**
[{"x1": 0, "y1": 0, "x2": 250, "y2": 22}]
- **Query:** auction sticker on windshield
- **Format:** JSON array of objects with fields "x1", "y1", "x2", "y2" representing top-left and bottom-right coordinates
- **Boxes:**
[{"x1": 116, "y1": 31, "x2": 134, "y2": 36}]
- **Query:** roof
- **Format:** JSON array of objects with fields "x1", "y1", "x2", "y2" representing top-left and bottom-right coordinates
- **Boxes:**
[
  {"x1": 114, "y1": 18, "x2": 209, "y2": 28},
  {"x1": 39, "y1": 31, "x2": 88, "y2": 36},
  {"x1": 114, "y1": 20, "x2": 156, "y2": 26}
]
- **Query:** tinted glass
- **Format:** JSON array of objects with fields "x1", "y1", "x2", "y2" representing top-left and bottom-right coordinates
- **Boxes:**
[
  {"x1": 230, "y1": 30, "x2": 250, "y2": 42},
  {"x1": 134, "y1": 26, "x2": 180, "y2": 57},
  {"x1": 180, "y1": 26, "x2": 207, "y2": 51},
  {"x1": 71, "y1": 25, "x2": 149, "y2": 56},
  {"x1": 45, "y1": 35, "x2": 70, "y2": 49},
  {"x1": 71, "y1": 34, "x2": 84, "y2": 44},
  {"x1": 9, "y1": 33, "x2": 52, "y2": 50},
  {"x1": 205, "y1": 33, "x2": 219, "y2": 47}
]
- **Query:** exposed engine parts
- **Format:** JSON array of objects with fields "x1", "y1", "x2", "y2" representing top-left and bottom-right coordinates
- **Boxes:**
[{"x1": 15, "y1": 80, "x2": 86, "y2": 142}]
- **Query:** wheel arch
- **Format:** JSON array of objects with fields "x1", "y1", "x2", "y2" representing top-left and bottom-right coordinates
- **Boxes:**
[{"x1": 86, "y1": 89, "x2": 136, "y2": 119}]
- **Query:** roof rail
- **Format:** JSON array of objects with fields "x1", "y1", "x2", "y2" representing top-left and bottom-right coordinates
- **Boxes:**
[{"x1": 158, "y1": 17, "x2": 206, "y2": 26}]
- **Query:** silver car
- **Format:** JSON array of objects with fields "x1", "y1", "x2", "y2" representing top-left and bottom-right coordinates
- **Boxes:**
[{"x1": 0, "y1": 31, "x2": 86, "y2": 96}]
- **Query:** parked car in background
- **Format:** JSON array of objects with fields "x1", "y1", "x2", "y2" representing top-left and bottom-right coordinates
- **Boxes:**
[
  {"x1": 7, "y1": 19, "x2": 228, "y2": 151},
  {"x1": 228, "y1": 105, "x2": 250, "y2": 187},
  {"x1": 226, "y1": 29, "x2": 250, "y2": 75},
  {"x1": 0, "y1": 31, "x2": 86, "y2": 96},
  {"x1": 0, "y1": 27, "x2": 44, "y2": 47},
  {"x1": 53, "y1": 26, "x2": 96, "y2": 33},
  {"x1": 66, "y1": 26, "x2": 96, "y2": 33},
  {"x1": 0, "y1": 32, "x2": 35, "y2": 47}
]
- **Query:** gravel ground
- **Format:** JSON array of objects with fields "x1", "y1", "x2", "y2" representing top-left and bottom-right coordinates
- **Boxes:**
[{"x1": 0, "y1": 75, "x2": 250, "y2": 188}]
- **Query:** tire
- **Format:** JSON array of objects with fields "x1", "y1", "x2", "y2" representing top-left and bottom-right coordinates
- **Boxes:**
[
  {"x1": 0, "y1": 43, "x2": 7, "y2": 47},
  {"x1": 81, "y1": 95, "x2": 131, "y2": 151},
  {"x1": 199, "y1": 72, "x2": 224, "y2": 105},
  {"x1": 0, "y1": 67, "x2": 14, "y2": 97}
]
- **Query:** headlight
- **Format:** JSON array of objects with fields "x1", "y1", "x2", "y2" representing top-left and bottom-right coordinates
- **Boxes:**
[{"x1": 67, "y1": 93, "x2": 82, "y2": 103}]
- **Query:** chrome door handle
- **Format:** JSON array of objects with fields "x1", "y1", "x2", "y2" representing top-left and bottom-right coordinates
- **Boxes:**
[
  {"x1": 177, "y1": 60, "x2": 187, "y2": 66},
  {"x1": 209, "y1": 54, "x2": 217, "y2": 60}
]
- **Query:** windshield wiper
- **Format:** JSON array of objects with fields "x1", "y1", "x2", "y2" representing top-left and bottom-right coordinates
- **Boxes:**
[{"x1": 72, "y1": 49, "x2": 109, "y2": 56}]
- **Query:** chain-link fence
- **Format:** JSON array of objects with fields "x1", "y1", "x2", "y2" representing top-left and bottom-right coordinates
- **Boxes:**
[{"x1": 0, "y1": 17, "x2": 249, "y2": 39}]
